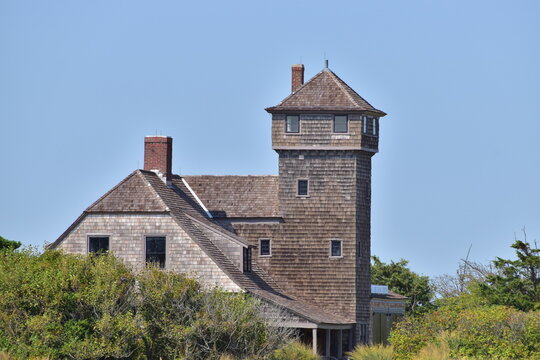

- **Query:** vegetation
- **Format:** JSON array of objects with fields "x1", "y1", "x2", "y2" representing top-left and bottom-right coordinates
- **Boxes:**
[
  {"x1": 371, "y1": 256, "x2": 433, "y2": 314},
  {"x1": 269, "y1": 341, "x2": 320, "y2": 360},
  {"x1": 0, "y1": 236, "x2": 20, "y2": 251},
  {"x1": 348, "y1": 344, "x2": 393, "y2": 360},
  {"x1": 0, "y1": 249, "x2": 290, "y2": 359}
]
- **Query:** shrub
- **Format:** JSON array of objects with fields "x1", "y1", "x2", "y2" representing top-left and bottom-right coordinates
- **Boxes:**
[
  {"x1": 270, "y1": 341, "x2": 320, "y2": 360},
  {"x1": 347, "y1": 344, "x2": 393, "y2": 360},
  {"x1": 0, "y1": 249, "x2": 290, "y2": 359},
  {"x1": 390, "y1": 304, "x2": 540, "y2": 360}
]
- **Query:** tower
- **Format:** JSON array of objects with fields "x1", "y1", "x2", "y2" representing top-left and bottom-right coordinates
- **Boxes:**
[{"x1": 265, "y1": 63, "x2": 386, "y2": 344}]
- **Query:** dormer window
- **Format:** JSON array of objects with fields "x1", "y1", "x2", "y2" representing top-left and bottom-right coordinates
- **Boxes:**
[
  {"x1": 286, "y1": 115, "x2": 300, "y2": 133},
  {"x1": 243, "y1": 247, "x2": 252, "y2": 272},
  {"x1": 333, "y1": 115, "x2": 348, "y2": 133}
]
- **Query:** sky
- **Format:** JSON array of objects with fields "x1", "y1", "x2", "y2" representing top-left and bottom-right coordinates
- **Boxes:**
[{"x1": 1, "y1": 0, "x2": 539, "y2": 278}]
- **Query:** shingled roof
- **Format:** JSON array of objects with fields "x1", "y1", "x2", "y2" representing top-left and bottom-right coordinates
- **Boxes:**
[
  {"x1": 180, "y1": 175, "x2": 280, "y2": 218},
  {"x1": 50, "y1": 170, "x2": 352, "y2": 326},
  {"x1": 266, "y1": 68, "x2": 386, "y2": 115}
]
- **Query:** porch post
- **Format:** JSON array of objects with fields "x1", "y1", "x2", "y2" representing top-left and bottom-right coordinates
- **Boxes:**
[
  {"x1": 325, "y1": 329, "x2": 331, "y2": 358},
  {"x1": 312, "y1": 328, "x2": 318, "y2": 354},
  {"x1": 338, "y1": 329, "x2": 343, "y2": 359}
]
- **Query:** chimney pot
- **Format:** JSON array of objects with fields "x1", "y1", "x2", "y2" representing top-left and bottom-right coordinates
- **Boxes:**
[
  {"x1": 144, "y1": 136, "x2": 173, "y2": 181},
  {"x1": 291, "y1": 64, "x2": 304, "y2": 93}
]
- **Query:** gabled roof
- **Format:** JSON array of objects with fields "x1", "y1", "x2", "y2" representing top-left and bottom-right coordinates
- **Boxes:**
[
  {"x1": 180, "y1": 175, "x2": 280, "y2": 218},
  {"x1": 50, "y1": 170, "x2": 352, "y2": 326},
  {"x1": 266, "y1": 68, "x2": 386, "y2": 115}
]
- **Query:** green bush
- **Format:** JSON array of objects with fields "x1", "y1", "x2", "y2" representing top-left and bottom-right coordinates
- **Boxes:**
[
  {"x1": 270, "y1": 341, "x2": 320, "y2": 360},
  {"x1": 390, "y1": 304, "x2": 540, "y2": 360},
  {"x1": 0, "y1": 249, "x2": 290, "y2": 359},
  {"x1": 347, "y1": 344, "x2": 393, "y2": 360}
]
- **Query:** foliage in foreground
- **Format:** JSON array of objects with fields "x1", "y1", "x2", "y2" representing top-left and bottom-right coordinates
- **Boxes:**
[
  {"x1": 0, "y1": 236, "x2": 20, "y2": 251},
  {"x1": 0, "y1": 249, "x2": 290, "y2": 360},
  {"x1": 389, "y1": 303, "x2": 540, "y2": 360},
  {"x1": 269, "y1": 341, "x2": 320, "y2": 360},
  {"x1": 347, "y1": 344, "x2": 393, "y2": 360}
]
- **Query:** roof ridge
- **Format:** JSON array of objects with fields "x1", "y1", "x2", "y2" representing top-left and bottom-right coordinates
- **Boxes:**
[
  {"x1": 265, "y1": 70, "x2": 326, "y2": 111},
  {"x1": 329, "y1": 70, "x2": 382, "y2": 112},
  {"x1": 85, "y1": 170, "x2": 139, "y2": 211},
  {"x1": 134, "y1": 170, "x2": 171, "y2": 211},
  {"x1": 327, "y1": 69, "x2": 361, "y2": 108}
]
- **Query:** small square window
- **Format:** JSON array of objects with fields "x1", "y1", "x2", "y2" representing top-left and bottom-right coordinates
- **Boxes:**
[
  {"x1": 297, "y1": 179, "x2": 309, "y2": 196},
  {"x1": 334, "y1": 115, "x2": 348, "y2": 133},
  {"x1": 259, "y1": 239, "x2": 271, "y2": 256},
  {"x1": 146, "y1": 236, "x2": 166, "y2": 268},
  {"x1": 330, "y1": 240, "x2": 342, "y2": 257},
  {"x1": 286, "y1": 115, "x2": 300, "y2": 133},
  {"x1": 89, "y1": 236, "x2": 109, "y2": 254}
]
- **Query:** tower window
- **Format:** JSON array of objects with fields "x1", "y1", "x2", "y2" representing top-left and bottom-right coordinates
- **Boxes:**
[
  {"x1": 297, "y1": 179, "x2": 309, "y2": 196},
  {"x1": 286, "y1": 115, "x2": 300, "y2": 133},
  {"x1": 372, "y1": 117, "x2": 378, "y2": 135},
  {"x1": 259, "y1": 239, "x2": 271, "y2": 256},
  {"x1": 146, "y1": 236, "x2": 166, "y2": 268},
  {"x1": 89, "y1": 236, "x2": 109, "y2": 254},
  {"x1": 330, "y1": 240, "x2": 342, "y2": 257},
  {"x1": 334, "y1": 115, "x2": 348, "y2": 133}
]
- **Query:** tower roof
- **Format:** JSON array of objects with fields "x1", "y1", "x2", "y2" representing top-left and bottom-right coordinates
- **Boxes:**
[{"x1": 266, "y1": 68, "x2": 386, "y2": 115}]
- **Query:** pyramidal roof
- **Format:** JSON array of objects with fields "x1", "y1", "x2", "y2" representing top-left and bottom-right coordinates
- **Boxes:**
[{"x1": 266, "y1": 68, "x2": 386, "y2": 115}]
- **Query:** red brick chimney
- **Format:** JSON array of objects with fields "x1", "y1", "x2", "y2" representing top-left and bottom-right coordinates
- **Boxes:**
[
  {"x1": 144, "y1": 136, "x2": 172, "y2": 181},
  {"x1": 291, "y1": 64, "x2": 304, "y2": 93}
]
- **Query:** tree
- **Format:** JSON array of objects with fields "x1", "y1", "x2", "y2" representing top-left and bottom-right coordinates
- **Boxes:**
[
  {"x1": 371, "y1": 256, "x2": 433, "y2": 314},
  {"x1": 476, "y1": 231, "x2": 540, "y2": 311},
  {"x1": 0, "y1": 236, "x2": 20, "y2": 251}
]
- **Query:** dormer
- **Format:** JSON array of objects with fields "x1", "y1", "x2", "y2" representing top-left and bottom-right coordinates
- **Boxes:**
[{"x1": 266, "y1": 63, "x2": 386, "y2": 153}]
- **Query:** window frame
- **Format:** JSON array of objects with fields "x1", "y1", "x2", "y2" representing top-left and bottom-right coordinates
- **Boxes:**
[
  {"x1": 333, "y1": 115, "x2": 349, "y2": 133},
  {"x1": 145, "y1": 235, "x2": 167, "y2": 269},
  {"x1": 372, "y1": 117, "x2": 378, "y2": 136},
  {"x1": 330, "y1": 239, "x2": 343, "y2": 258},
  {"x1": 285, "y1": 115, "x2": 300, "y2": 134},
  {"x1": 87, "y1": 235, "x2": 110, "y2": 254},
  {"x1": 297, "y1": 179, "x2": 309, "y2": 197},
  {"x1": 259, "y1": 238, "x2": 272, "y2": 257},
  {"x1": 243, "y1": 247, "x2": 252, "y2": 272},
  {"x1": 362, "y1": 115, "x2": 368, "y2": 134}
]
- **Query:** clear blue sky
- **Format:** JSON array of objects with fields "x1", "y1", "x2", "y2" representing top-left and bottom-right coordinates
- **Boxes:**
[{"x1": 1, "y1": 0, "x2": 539, "y2": 278}]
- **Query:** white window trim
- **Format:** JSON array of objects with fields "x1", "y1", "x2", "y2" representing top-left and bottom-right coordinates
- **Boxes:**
[
  {"x1": 259, "y1": 238, "x2": 272, "y2": 257},
  {"x1": 333, "y1": 115, "x2": 349, "y2": 134},
  {"x1": 372, "y1": 117, "x2": 377, "y2": 136},
  {"x1": 296, "y1": 178, "x2": 309, "y2": 197},
  {"x1": 285, "y1": 115, "x2": 300, "y2": 134},
  {"x1": 329, "y1": 239, "x2": 343, "y2": 258}
]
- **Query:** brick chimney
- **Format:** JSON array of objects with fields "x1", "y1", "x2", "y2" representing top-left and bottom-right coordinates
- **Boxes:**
[
  {"x1": 291, "y1": 64, "x2": 304, "y2": 93},
  {"x1": 144, "y1": 136, "x2": 172, "y2": 181}
]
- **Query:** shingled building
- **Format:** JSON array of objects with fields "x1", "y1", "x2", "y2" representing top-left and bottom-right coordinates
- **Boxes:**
[{"x1": 49, "y1": 63, "x2": 404, "y2": 358}]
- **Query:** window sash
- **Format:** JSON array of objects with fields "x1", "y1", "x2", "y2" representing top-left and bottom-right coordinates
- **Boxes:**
[
  {"x1": 286, "y1": 115, "x2": 300, "y2": 133},
  {"x1": 334, "y1": 115, "x2": 348, "y2": 133},
  {"x1": 243, "y1": 247, "x2": 252, "y2": 272},
  {"x1": 331, "y1": 240, "x2": 342, "y2": 257},
  {"x1": 297, "y1": 179, "x2": 309, "y2": 196},
  {"x1": 146, "y1": 236, "x2": 166, "y2": 268},
  {"x1": 260, "y1": 239, "x2": 271, "y2": 256},
  {"x1": 89, "y1": 236, "x2": 109, "y2": 254}
]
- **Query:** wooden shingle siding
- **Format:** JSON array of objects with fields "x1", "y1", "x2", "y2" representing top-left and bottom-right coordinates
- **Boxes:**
[{"x1": 56, "y1": 213, "x2": 241, "y2": 292}]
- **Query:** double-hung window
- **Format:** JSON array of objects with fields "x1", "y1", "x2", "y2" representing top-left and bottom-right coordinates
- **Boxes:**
[
  {"x1": 259, "y1": 239, "x2": 271, "y2": 256},
  {"x1": 333, "y1": 115, "x2": 348, "y2": 133},
  {"x1": 297, "y1": 179, "x2": 309, "y2": 196},
  {"x1": 286, "y1": 115, "x2": 300, "y2": 133},
  {"x1": 146, "y1": 236, "x2": 166, "y2": 268},
  {"x1": 330, "y1": 240, "x2": 342, "y2": 257}
]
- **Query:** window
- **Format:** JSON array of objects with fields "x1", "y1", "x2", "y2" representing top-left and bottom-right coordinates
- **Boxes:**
[
  {"x1": 362, "y1": 116, "x2": 368, "y2": 134},
  {"x1": 259, "y1": 239, "x2": 271, "y2": 256},
  {"x1": 330, "y1": 240, "x2": 342, "y2": 257},
  {"x1": 297, "y1": 179, "x2": 309, "y2": 196},
  {"x1": 146, "y1": 236, "x2": 166, "y2": 268},
  {"x1": 372, "y1": 117, "x2": 378, "y2": 135},
  {"x1": 334, "y1": 115, "x2": 348, "y2": 133},
  {"x1": 286, "y1": 115, "x2": 300, "y2": 133},
  {"x1": 243, "y1": 247, "x2": 252, "y2": 272},
  {"x1": 89, "y1": 236, "x2": 109, "y2": 254}
]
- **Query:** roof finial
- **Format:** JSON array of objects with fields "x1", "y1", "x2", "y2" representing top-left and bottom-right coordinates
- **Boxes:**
[{"x1": 324, "y1": 59, "x2": 329, "y2": 69}]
